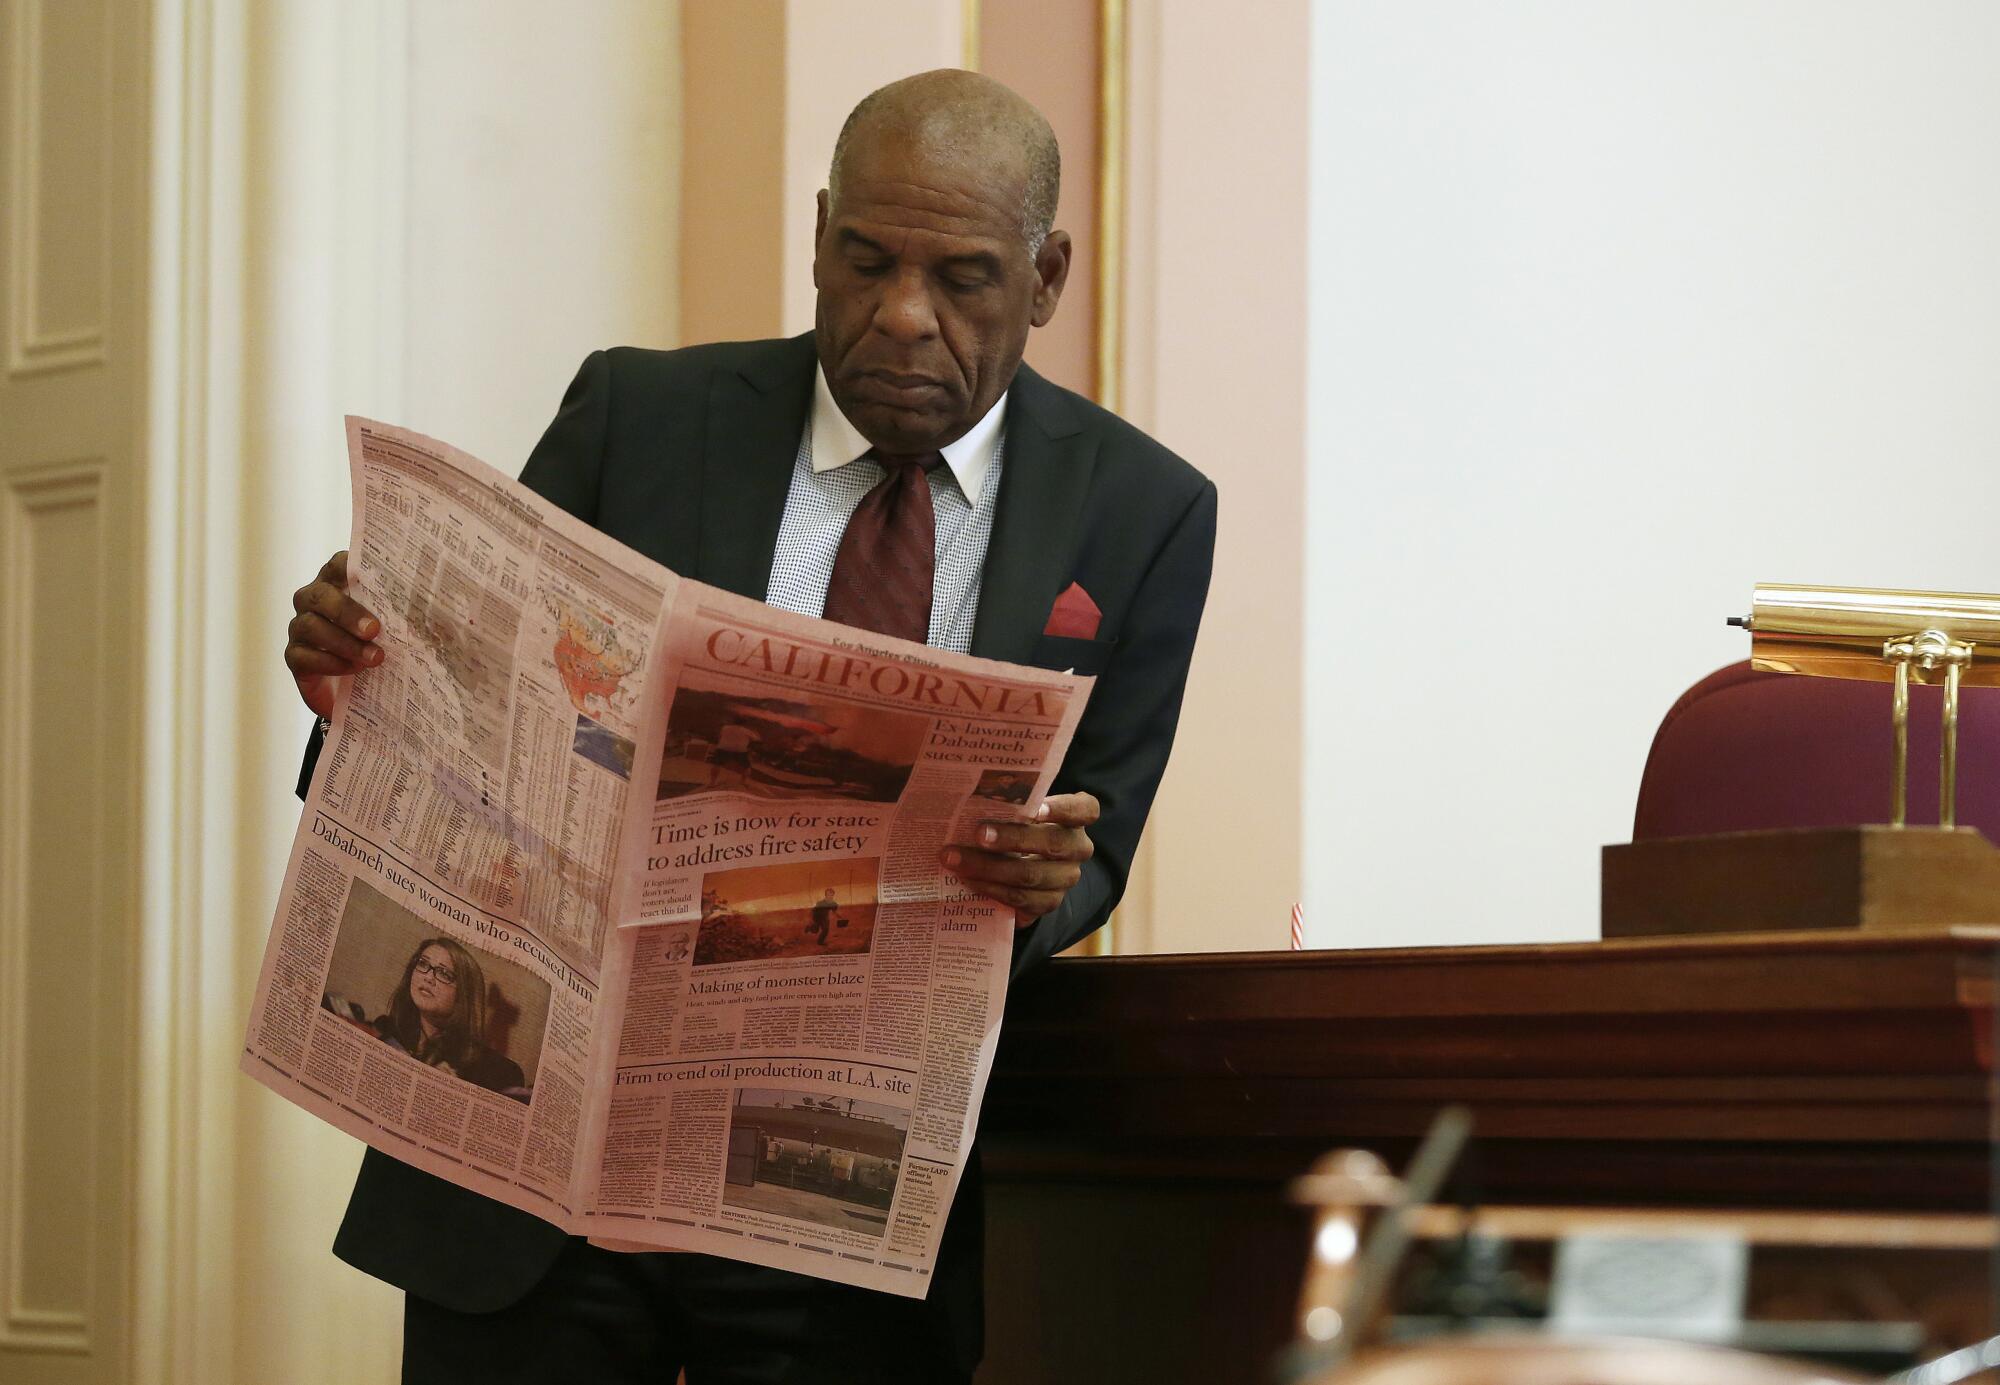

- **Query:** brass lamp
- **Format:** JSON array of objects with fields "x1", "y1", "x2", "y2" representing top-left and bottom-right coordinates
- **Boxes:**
[{"x1": 1732, "y1": 585, "x2": 2000, "y2": 828}]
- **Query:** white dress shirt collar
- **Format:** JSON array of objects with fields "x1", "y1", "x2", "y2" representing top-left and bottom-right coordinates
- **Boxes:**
[{"x1": 810, "y1": 364, "x2": 1006, "y2": 504}]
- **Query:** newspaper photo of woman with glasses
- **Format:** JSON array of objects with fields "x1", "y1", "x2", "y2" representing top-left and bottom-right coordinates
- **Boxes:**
[
  {"x1": 319, "y1": 879, "x2": 550, "y2": 1103},
  {"x1": 371, "y1": 937, "x2": 527, "y2": 1096}
]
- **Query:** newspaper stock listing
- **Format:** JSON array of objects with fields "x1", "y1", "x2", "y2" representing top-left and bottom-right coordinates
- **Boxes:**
[{"x1": 241, "y1": 418, "x2": 1092, "y2": 1296}]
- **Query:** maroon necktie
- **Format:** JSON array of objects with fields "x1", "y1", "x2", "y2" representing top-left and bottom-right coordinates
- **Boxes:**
[{"x1": 822, "y1": 449, "x2": 945, "y2": 645}]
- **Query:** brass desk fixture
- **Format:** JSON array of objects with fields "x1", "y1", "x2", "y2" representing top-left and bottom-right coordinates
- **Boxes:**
[
  {"x1": 1602, "y1": 586, "x2": 2000, "y2": 939},
  {"x1": 1732, "y1": 584, "x2": 2000, "y2": 828}
]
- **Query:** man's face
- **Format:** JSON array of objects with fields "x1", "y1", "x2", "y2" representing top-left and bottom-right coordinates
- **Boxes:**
[{"x1": 814, "y1": 134, "x2": 1068, "y2": 454}]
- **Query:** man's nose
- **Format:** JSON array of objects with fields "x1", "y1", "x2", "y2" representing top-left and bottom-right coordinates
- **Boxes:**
[{"x1": 871, "y1": 267, "x2": 939, "y2": 341}]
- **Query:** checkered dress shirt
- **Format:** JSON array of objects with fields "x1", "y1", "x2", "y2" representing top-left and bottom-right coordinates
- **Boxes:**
[{"x1": 764, "y1": 374, "x2": 1005, "y2": 654}]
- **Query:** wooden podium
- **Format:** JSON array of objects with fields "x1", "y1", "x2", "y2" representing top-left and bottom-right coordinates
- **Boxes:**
[
  {"x1": 975, "y1": 929, "x2": 1996, "y2": 1383},
  {"x1": 1604, "y1": 827, "x2": 2000, "y2": 937}
]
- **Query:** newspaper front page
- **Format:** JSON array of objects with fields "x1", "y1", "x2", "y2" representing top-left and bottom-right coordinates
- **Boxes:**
[{"x1": 241, "y1": 418, "x2": 1090, "y2": 1296}]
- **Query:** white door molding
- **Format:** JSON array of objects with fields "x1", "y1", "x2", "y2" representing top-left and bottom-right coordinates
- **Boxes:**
[{"x1": 135, "y1": 1, "x2": 246, "y2": 1380}]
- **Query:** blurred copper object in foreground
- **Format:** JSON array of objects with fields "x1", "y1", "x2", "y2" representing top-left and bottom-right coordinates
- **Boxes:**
[
  {"x1": 1289, "y1": 1148, "x2": 1395, "y2": 1350},
  {"x1": 1280, "y1": 1112, "x2": 1870, "y2": 1385},
  {"x1": 1283, "y1": 1110, "x2": 1472, "y2": 1380},
  {"x1": 1737, "y1": 584, "x2": 2000, "y2": 827}
]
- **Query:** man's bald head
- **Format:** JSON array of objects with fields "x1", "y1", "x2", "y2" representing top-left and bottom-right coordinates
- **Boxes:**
[{"x1": 828, "y1": 70, "x2": 1061, "y2": 254}]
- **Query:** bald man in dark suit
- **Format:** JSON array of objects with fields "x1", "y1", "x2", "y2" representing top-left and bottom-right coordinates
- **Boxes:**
[{"x1": 286, "y1": 69, "x2": 1214, "y2": 1385}]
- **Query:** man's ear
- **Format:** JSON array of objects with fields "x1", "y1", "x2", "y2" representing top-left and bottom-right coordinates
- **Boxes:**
[
  {"x1": 1030, "y1": 229, "x2": 1072, "y2": 329},
  {"x1": 812, "y1": 189, "x2": 828, "y2": 282}
]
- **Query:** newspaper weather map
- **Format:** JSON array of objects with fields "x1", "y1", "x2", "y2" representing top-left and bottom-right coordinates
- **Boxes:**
[
  {"x1": 367, "y1": 566, "x2": 509, "y2": 738},
  {"x1": 549, "y1": 600, "x2": 643, "y2": 720}
]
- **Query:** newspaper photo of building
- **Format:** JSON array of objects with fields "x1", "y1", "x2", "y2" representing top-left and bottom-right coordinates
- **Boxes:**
[{"x1": 722, "y1": 1088, "x2": 911, "y2": 1235}]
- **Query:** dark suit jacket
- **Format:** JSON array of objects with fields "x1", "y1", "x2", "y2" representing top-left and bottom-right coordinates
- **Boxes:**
[{"x1": 327, "y1": 335, "x2": 1216, "y2": 1361}]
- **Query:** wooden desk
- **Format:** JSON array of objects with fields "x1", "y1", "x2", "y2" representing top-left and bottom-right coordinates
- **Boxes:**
[{"x1": 976, "y1": 930, "x2": 1997, "y2": 1382}]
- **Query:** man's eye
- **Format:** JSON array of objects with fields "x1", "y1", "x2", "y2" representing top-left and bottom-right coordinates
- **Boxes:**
[
  {"x1": 942, "y1": 275, "x2": 988, "y2": 292},
  {"x1": 852, "y1": 260, "x2": 891, "y2": 277}
]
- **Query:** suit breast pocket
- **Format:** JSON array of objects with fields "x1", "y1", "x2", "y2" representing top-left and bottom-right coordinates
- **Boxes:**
[{"x1": 1029, "y1": 634, "x2": 1117, "y2": 677}]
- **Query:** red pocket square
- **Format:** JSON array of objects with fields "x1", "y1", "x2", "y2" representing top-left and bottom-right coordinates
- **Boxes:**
[{"x1": 1043, "y1": 582, "x2": 1101, "y2": 639}]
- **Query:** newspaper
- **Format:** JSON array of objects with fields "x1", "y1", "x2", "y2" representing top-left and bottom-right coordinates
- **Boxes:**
[{"x1": 242, "y1": 418, "x2": 1091, "y2": 1297}]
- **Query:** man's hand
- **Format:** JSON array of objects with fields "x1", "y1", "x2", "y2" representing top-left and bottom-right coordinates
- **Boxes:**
[
  {"x1": 285, "y1": 550, "x2": 383, "y2": 718},
  {"x1": 941, "y1": 791, "x2": 1098, "y2": 929}
]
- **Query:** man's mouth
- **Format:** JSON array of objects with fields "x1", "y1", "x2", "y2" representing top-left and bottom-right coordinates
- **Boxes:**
[{"x1": 852, "y1": 370, "x2": 948, "y2": 407}]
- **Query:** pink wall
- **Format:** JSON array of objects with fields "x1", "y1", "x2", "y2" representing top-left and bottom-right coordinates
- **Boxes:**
[
  {"x1": 1119, "y1": 1, "x2": 1309, "y2": 953},
  {"x1": 979, "y1": 0, "x2": 1100, "y2": 398},
  {"x1": 681, "y1": 0, "x2": 786, "y2": 345},
  {"x1": 679, "y1": 0, "x2": 963, "y2": 345},
  {"x1": 780, "y1": 3, "x2": 964, "y2": 333}
]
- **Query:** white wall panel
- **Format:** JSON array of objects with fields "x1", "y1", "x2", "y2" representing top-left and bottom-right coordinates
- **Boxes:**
[
  {"x1": 0, "y1": 465, "x2": 105, "y2": 1358},
  {"x1": 3, "y1": 2, "x2": 144, "y2": 1380},
  {"x1": 6, "y1": 0, "x2": 110, "y2": 374},
  {"x1": 403, "y1": 0, "x2": 682, "y2": 475},
  {"x1": 1306, "y1": 1, "x2": 2000, "y2": 947}
]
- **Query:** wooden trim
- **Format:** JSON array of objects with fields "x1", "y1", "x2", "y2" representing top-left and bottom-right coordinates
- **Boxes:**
[
  {"x1": 987, "y1": 931, "x2": 1999, "y2": 1209},
  {"x1": 1074, "y1": 0, "x2": 1128, "y2": 959},
  {"x1": 1093, "y1": 0, "x2": 1124, "y2": 414}
]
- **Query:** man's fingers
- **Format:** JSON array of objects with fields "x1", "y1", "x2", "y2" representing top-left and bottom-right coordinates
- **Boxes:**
[
  {"x1": 949, "y1": 873, "x2": 1069, "y2": 920},
  {"x1": 285, "y1": 643, "x2": 370, "y2": 679},
  {"x1": 287, "y1": 551, "x2": 380, "y2": 713},
  {"x1": 287, "y1": 610, "x2": 382, "y2": 667},
  {"x1": 1031, "y1": 791, "x2": 1100, "y2": 828},
  {"x1": 940, "y1": 847, "x2": 1083, "y2": 896},
  {"x1": 293, "y1": 550, "x2": 378, "y2": 639},
  {"x1": 942, "y1": 790, "x2": 1098, "y2": 923},
  {"x1": 962, "y1": 789, "x2": 1098, "y2": 857},
  {"x1": 289, "y1": 580, "x2": 380, "y2": 639},
  {"x1": 292, "y1": 580, "x2": 381, "y2": 637},
  {"x1": 966, "y1": 819, "x2": 1094, "y2": 860}
]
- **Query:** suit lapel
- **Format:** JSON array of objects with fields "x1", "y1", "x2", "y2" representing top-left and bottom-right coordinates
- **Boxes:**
[
  {"x1": 696, "y1": 334, "x2": 816, "y2": 599},
  {"x1": 971, "y1": 363, "x2": 1096, "y2": 665}
]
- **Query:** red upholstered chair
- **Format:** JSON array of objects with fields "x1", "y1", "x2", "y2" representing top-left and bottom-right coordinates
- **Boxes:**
[{"x1": 1632, "y1": 661, "x2": 2000, "y2": 842}]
